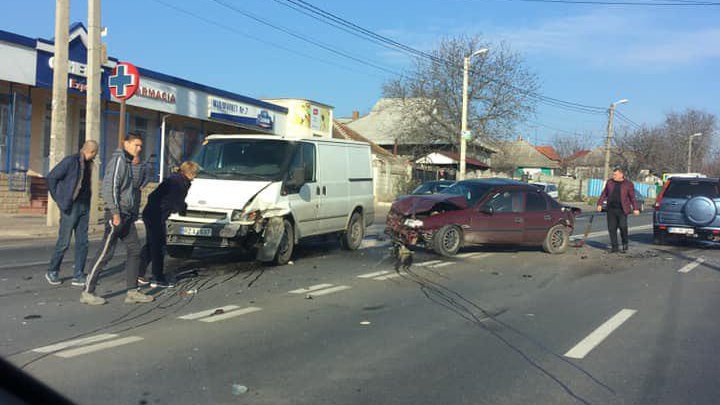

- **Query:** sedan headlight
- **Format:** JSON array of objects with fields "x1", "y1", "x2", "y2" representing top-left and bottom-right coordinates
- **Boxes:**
[
  {"x1": 231, "y1": 210, "x2": 243, "y2": 222},
  {"x1": 404, "y1": 218, "x2": 424, "y2": 228}
]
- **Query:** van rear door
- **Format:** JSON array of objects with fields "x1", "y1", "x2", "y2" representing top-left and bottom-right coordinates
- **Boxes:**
[{"x1": 317, "y1": 143, "x2": 350, "y2": 233}]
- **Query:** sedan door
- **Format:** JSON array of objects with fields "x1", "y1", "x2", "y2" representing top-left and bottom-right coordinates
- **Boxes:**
[
  {"x1": 470, "y1": 190, "x2": 525, "y2": 244},
  {"x1": 523, "y1": 191, "x2": 554, "y2": 244}
]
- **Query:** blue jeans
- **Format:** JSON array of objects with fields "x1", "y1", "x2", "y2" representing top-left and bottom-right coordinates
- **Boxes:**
[{"x1": 48, "y1": 200, "x2": 90, "y2": 278}]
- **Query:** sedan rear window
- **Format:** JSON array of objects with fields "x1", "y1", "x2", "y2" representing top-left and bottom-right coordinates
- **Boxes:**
[{"x1": 664, "y1": 181, "x2": 720, "y2": 199}]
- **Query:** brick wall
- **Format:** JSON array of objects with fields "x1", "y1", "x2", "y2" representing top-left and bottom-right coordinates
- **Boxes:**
[{"x1": 0, "y1": 173, "x2": 31, "y2": 214}]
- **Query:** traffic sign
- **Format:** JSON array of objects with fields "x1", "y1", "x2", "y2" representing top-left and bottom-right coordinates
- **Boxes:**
[{"x1": 109, "y1": 62, "x2": 139, "y2": 101}]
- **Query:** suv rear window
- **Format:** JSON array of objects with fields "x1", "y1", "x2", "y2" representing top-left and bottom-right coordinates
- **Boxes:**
[{"x1": 664, "y1": 181, "x2": 720, "y2": 199}]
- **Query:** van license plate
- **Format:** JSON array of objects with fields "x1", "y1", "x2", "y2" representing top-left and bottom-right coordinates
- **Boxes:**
[
  {"x1": 668, "y1": 227, "x2": 694, "y2": 235},
  {"x1": 180, "y1": 227, "x2": 212, "y2": 237}
]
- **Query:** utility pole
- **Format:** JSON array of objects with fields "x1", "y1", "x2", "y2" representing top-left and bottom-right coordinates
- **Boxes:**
[
  {"x1": 602, "y1": 98, "x2": 628, "y2": 181},
  {"x1": 86, "y1": 0, "x2": 102, "y2": 223},
  {"x1": 459, "y1": 48, "x2": 488, "y2": 180},
  {"x1": 687, "y1": 132, "x2": 702, "y2": 172},
  {"x1": 46, "y1": 0, "x2": 70, "y2": 227}
]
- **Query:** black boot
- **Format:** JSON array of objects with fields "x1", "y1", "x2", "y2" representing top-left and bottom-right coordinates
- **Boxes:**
[
  {"x1": 621, "y1": 243, "x2": 628, "y2": 253},
  {"x1": 609, "y1": 245, "x2": 619, "y2": 254}
]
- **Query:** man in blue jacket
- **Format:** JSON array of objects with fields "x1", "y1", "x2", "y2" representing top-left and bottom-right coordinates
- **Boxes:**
[
  {"x1": 45, "y1": 140, "x2": 99, "y2": 286},
  {"x1": 82, "y1": 133, "x2": 154, "y2": 305}
]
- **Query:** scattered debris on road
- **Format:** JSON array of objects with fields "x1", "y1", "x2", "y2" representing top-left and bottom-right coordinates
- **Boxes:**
[
  {"x1": 360, "y1": 321, "x2": 371, "y2": 325},
  {"x1": 232, "y1": 384, "x2": 249, "y2": 396}
]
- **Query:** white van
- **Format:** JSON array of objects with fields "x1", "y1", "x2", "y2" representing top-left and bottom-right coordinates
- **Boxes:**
[{"x1": 165, "y1": 134, "x2": 374, "y2": 265}]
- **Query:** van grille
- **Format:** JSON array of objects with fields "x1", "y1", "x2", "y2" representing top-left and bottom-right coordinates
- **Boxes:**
[{"x1": 184, "y1": 210, "x2": 228, "y2": 221}]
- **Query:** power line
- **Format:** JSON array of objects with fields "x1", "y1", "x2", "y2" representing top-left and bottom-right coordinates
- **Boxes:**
[
  {"x1": 615, "y1": 111, "x2": 643, "y2": 129},
  {"x1": 148, "y1": 0, "x2": 390, "y2": 80},
  {"x1": 468, "y1": 0, "x2": 720, "y2": 6},
  {"x1": 209, "y1": 0, "x2": 402, "y2": 76}
]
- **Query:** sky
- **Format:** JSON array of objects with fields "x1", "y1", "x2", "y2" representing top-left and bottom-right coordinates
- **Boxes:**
[{"x1": 3, "y1": 0, "x2": 718, "y2": 147}]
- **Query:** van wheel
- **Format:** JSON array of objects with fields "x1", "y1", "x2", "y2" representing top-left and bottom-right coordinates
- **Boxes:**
[
  {"x1": 543, "y1": 225, "x2": 569, "y2": 254},
  {"x1": 272, "y1": 220, "x2": 294, "y2": 265},
  {"x1": 340, "y1": 212, "x2": 364, "y2": 251},
  {"x1": 167, "y1": 246, "x2": 193, "y2": 259},
  {"x1": 432, "y1": 225, "x2": 462, "y2": 257}
]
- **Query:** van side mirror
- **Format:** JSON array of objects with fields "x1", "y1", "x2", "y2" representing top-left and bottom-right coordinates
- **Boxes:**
[{"x1": 287, "y1": 165, "x2": 305, "y2": 188}]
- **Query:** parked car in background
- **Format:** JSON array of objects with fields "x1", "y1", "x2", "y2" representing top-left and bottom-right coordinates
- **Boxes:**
[
  {"x1": 531, "y1": 182, "x2": 559, "y2": 199},
  {"x1": 386, "y1": 178, "x2": 581, "y2": 256},
  {"x1": 653, "y1": 177, "x2": 720, "y2": 244},
  {"x1": 411, "y1": 180, "x2": 455, "y2": 195}
]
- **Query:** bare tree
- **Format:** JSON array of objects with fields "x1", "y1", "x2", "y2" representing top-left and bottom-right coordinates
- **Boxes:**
[
  {"x1": 382, "y1": 35, "x2": 538, "y2": 159},
  {"x1": 552, "y1": 133, "x2": 593, "y2": 161},
  {"x1": 615, "y1": 109, "x2": 717, "y2": 177}
]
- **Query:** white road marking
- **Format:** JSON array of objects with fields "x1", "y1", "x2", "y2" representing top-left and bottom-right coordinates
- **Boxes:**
[
  {"x1": 564, "y1": 309, "x2": 637, "y2": 359},
  {"x1": 456, "y1": 252, "x2": 493, "y2": 259},
  {"x1": 570, "y1": 224, "x2": 652, "y2": 241},
  {"x1": 178, "y1": 305, "x2": 241, "y2": 320},
  {"x1": 32, "y1": 334, "x2": 119, "y2": 353},
  {"x1": 306, "y1": 285, "x2": 352, "y2": 296},
  {"x1": 429, "y1": 262, "x2": 453, "y2": 268},
  {"x1": 678, "y1": 258, "x2": 705, "y2": 273},
  {"x1": 357, "y1": 270, "x2": 391, "y2": 279},
  {"x1": 374, "y1": 273, "x2": 404, "y2": 280},
  {"x1": 199, "y1": 307, "x2": 262, "y2": 323},
  {"x1": 415, "y1": 260, "x2": 442, "y2": 267},
  {"x1": 288, "y1": 284, "x2": 334, "y2": 294},
  {"x1": 54, "y1": 336, "x2": 144, "y2": 358}
]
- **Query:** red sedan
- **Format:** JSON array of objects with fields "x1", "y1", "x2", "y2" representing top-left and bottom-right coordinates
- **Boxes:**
[{"x1": 386, "y1": 178, "x2": 580, "y2": 256}]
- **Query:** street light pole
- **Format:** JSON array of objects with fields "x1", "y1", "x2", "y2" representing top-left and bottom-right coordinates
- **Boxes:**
[
  {"x1": 687, "y1": 132, "x2": 702, "y2": 173},
  {"x1": 459, "y1": 48, "x2": 488, "y2": 180},
  {"x1": 602, "y1": 98, "x2": 628, "y2": 181}
]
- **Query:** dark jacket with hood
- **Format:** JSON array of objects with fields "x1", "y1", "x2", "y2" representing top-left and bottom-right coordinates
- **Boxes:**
[
  {"x1": 599, "y1": 179, "x2": 638, "y2": 215},
  {"x1": 47, "y1": 153, "x2": 92, "y2": 213},
  {"x1": 102, "y1": 148, "x2": 139, "y2": 217},
  {"x1": 142, "y1": 172, "x2": 191, "y2": 224}
]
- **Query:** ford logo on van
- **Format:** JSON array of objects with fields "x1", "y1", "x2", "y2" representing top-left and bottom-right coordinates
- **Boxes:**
[{"x1": 257, "y1": 110, "x2": 273, "y2": 129}]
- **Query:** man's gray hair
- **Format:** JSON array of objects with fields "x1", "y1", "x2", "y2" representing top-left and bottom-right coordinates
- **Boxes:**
[{"x1": 81, "y1": 140, "x2": 99, "y2": 151}]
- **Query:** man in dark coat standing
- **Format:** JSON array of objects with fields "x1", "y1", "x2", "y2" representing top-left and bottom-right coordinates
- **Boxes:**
[
  {"x1": 45, "y1": 140, "x2": 99, "y2": 286},
  {"x1": 597, "y1": 168, "x2": 640, "y2": 253},
  {"x1": 138, "y1": 161, "x2": 199, "y2": 288}
]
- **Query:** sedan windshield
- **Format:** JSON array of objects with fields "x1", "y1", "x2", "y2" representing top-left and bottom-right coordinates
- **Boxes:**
[
  {"x1": 193, "y1": 139, "x2": 295, "y2": 181},
  {"x1": 441, "y1": 182, "x2": 492, "y2": 206}
]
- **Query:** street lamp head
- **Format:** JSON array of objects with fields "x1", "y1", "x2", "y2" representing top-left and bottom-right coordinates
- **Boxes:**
[
  {"x1": 691, "y1": 132, "x2": 702, "y2": 138},
  {"x1": 471, "y1": 48, "x2": 489, "y2": 58},
  {"x1": 612, "y1": 99, "x2": 629, "y2": 107}
]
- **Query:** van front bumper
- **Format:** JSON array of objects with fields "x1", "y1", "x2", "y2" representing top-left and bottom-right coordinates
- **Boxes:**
[{"x1": 166, "y1": 220, "x2": 254, "y2": 249}]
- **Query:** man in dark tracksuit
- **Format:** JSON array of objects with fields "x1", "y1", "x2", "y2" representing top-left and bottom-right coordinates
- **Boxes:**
[
  {"x1": 138, "y1": 162, "x2": 198, "y2": 288},
  {"x1": 81, "y1": 133, "x2": 154, "y2": 305},
  {"x1": 598, "y1": 168, "x2": 640, "y2": 253},
  {"x1": 45, "y1": 140, "x2": 99, "y2": 286}
]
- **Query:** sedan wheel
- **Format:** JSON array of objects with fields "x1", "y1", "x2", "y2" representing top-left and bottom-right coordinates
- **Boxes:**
[
  {"x1": 433, "y1": 225, "x2": 462, "y2": 257},
  {"x1": 543, "y1": 225, "x2": 569, "y2": 254}
]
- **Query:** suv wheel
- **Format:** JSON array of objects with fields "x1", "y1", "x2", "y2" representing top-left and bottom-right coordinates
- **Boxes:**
[
  {"x1": 432, "y1": 225, "x2": 462, "y2": 257},
  {"x1": 340, "y1": 212, "x2": 364, "y2": 251},
  {"x1": 543, "y1": 225, "x2": 569, "y2": 254}
]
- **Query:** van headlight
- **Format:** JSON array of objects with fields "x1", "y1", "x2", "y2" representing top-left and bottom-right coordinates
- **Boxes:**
[
  {"x1": 231, "y1": 209, "x2": 261, "y2": 222},
  {"x1": 404, "y1": 218, "x2": 424, "y2": 228}
]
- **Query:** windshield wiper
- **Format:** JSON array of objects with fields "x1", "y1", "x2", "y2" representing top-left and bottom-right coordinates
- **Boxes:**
[
  {"x1": 212, "y1": 171, "x2": 271, "y2": 181},
  {"x1": 197, "y1": 169, "x2": 219, "y2": 179}
]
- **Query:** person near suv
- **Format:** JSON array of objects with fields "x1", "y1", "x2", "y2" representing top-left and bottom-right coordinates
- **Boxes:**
[{"x1": 597, "y1": 168, "x2": 640, "y2": 253}]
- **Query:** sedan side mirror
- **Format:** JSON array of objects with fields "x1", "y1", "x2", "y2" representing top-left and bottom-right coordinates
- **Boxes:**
[{"x1": 480, "y1": 206, "x2": 494, "y2": 215}]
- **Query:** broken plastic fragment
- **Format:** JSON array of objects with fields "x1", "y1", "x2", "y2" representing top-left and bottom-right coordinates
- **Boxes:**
[
  {"x1": 212, "y1": 308, "x2": 225, "y2": 316},
  {"x1": 232, "y1": 384, "x2": 248, "y2": 395},
  {"x1": 360, "y1": 321, "x2": 371, "y2": 325}
]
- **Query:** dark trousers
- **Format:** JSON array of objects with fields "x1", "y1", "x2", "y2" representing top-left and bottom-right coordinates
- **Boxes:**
[
  {"x1": 607, "y1": 208, "x2": 629, "y2": 248},
  {"x1": 48, "y1": 200, "x2": 90, "y2": 278},
  {"x1": 139, "y1": 216, "x2": 167, "y2": 282},
  {"x1": 85, "y1": 210, "x2": 140, "y2": 294}
]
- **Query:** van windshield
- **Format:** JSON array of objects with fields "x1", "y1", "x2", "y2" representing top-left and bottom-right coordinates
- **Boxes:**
[{"x1": 193, "y1": 139, "x2": 295, "y2": 181}]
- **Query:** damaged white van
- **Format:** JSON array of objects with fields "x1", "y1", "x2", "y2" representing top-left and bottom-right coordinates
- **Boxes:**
[{"x1": 165, "y1": 134, "x2": 374, "y2": 265}]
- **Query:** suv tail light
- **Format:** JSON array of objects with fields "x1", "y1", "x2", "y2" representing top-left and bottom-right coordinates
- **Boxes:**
[{"x1": 655, "y1": 181, "x2": 670, "y2": 211}]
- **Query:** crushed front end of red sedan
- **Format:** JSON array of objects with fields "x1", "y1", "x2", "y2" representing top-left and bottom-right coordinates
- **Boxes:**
[{"x1": 385, "y1": 179, "x2": 581, "y2": 256}]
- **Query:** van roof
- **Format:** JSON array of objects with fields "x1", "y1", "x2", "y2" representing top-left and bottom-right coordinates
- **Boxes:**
[{"x1": 205, "y1": 134, "x2": 369, "y2": 146}]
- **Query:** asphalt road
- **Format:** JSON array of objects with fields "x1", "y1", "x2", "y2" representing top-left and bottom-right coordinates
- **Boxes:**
[{"x1": 2, "y1": 210, "x2": 720, "y2": 405}]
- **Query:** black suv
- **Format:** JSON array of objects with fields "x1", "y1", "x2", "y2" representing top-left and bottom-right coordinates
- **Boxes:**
[{"x1": 654, "y1": 177, "x2": 720, "y2": 244}]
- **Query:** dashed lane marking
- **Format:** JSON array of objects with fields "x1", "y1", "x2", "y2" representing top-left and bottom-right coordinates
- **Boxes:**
[
  {"x1": 288, "y1": 284, "x2": 334, "y2": 294},
  {"x1": 306, "y1": 285, "x2": 352, "y2": 297},
  {"x1": 564, "y1": 309, "x2": 637, "y2": 359},
  {"x1": 32, "y1": 334, "x2": 119, "y2": 353},
  {"x1": 570, "y1": 225, "x2": 652, "y2": 241},
  {"x1": 178, "y1": 305, "x2": 241, "y2": 320},
  {"x1": 678, "y1": 258, "x2": 705, "y2": 273},
  {"x1": 54, "y1": 336, "x2": 144, "y2": 358},
  {"x1": 357, "y1": 270, "x2": 392, "y2": 279},
  {"x1": 414, "y1": 260, "x2": 443, "y2": 267},
  {"x1": 199, "y1": 307, "x2": 262, "y2": 323},
  {"x1": 429, "y1": 262, "x2": 453, "y2": 268},
  {"x1": 374, "y1": 273, "x2": 404, "y2": 280}
]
